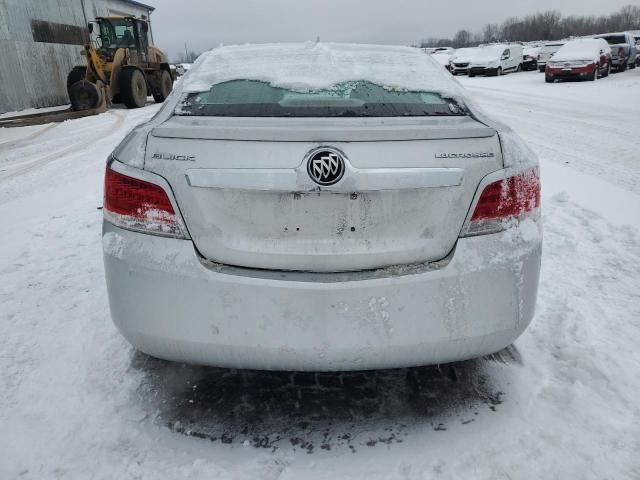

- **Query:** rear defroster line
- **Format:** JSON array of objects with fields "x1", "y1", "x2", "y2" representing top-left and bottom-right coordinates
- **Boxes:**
[{"x1": 0, "y1": 111, "x2": 126, "y2": 183}]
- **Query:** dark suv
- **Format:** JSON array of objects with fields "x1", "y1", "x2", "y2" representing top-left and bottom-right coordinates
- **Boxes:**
[{"x1": 594, "y1": 32, "x2": 638, "y2": 72}]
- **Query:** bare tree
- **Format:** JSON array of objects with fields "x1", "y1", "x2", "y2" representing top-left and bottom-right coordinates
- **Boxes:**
[
  {"x1": 175, "y1": 50, "x2": 199, "y2": 64},
  {"x1": 416, "y1": 5, "x2": 640, "y2": 48},
  {"x1": 452, "y1": 29, "x2": 472, "y2": 48},
  {"x1": 482, "y1": 23, "x2": 500, "y2": 43},
  {"x1": 419, "y1": 37, "x2": 454, "y2": 48}
]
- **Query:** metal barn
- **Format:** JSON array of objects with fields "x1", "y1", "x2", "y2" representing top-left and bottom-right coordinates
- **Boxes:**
[{"x1": 0, "y1": 0, "x2": 154, "y2": 114}]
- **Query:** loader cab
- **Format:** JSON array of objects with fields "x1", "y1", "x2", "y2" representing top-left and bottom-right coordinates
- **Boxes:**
[{"x1": 92, "y1": 16, "x2": 150, "y2": 63}]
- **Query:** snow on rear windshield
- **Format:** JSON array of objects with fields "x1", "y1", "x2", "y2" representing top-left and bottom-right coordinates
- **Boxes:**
[
  {"x1": 177, "y1": 80, "x2": 465, "y2": 117},
  {"x1": 179, "y1": 43, "x2": 465, "y2": 95},
  {"x1": 541, "y1": 43, "x2": 564, "y2": 52}
]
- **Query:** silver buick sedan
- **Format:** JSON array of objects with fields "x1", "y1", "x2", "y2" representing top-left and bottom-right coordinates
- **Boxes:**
[{"x1": 103, "y1": 43, "x2": 541, "y2": 371}]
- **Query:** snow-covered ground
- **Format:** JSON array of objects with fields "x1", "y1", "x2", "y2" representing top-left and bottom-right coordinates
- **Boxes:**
[{"x1": 1, "y1": 71, "x2": 639, "y2": 479}]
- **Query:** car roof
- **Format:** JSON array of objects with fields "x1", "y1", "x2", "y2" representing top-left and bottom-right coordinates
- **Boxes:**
[{"x1": 595, "y1": 32, "x2": 630, "y2": 37}]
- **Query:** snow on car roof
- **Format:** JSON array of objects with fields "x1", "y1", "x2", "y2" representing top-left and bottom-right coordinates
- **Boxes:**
[
  {"x1": 479, "y1": 44, "x2": 510, "y2": 55},
  {"x1": 595, "y1": 31, "x2": 629, "y2": 36},
  {"x1": 450, "y1": 48, "x2": 483, "y2": 62},
  {"x1": 181, "y1": 42, "x2": 464, "y2": 96},
  {"x1": 552, "y1": 38, "x2": 607, "y2": 61}
]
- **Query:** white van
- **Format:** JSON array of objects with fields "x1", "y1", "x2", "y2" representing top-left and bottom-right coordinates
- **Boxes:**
[{"x1": 468, "y1": 44, "x2": 524, "y2": 76}]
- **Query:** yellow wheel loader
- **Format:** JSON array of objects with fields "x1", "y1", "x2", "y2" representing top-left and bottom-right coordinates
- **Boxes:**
[
  {"x1": 68, "y1": 16, "x2": 174, "y2": 110},
  {"x1": 0, "y1": 16, "x2": 174, "y2": 127}
]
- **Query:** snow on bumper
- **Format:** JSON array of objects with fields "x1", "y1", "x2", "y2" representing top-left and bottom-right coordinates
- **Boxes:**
[{"x1": 103, "y1": 221, "x2": 541, "y2": 371}]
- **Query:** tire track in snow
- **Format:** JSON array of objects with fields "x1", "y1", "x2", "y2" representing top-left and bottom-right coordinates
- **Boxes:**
[
  {"x1": 465, "y1": 85, "x2": 640, "y2": 194},
  {"x1": 465, "y1": 81, "x2": 640, "y2": 116},
  {"x1": 0, "y1": 111, "x2": 126, "y2": 182},
  {"x1": 0, "y1": 122, "x2": 60, "y2": 150},
  {"x1": 467, "y1": 86, "x2": 632, "y2": 137}
]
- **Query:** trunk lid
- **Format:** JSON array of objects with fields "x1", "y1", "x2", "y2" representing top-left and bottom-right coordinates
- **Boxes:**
[{"x1": 144, "y1": 116, "x2": 502, "y2": 272}]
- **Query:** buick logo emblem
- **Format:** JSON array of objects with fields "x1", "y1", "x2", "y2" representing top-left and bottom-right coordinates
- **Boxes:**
[{"x1": 307, "y1": 149, "x2": 345, "y2": 186}]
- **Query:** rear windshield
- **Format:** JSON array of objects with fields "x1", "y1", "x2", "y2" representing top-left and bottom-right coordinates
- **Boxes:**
[
  {"x1": 597, "y1": 35, "x2": 626, "y2": 45},
  {"x1": 177, "y1": 80, "x2": 465, "y2": 117},
  {"x1": 542, "y1": 43, "x2": 563, "y2": 52}
]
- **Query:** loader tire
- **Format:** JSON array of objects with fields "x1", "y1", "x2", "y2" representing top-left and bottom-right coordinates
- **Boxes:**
[
  {"x1": 153, "y1": 69, "x2": 173, "y2": 103},
  {"x1": 120, "y1": 67, "x2": 147, "y2": 109},
  {"x1": 68, "y1": 80, "x2": 102, "y2": 111},
  {"x1": 67, "y1": 67, "x2": 86, "y2": 92}
]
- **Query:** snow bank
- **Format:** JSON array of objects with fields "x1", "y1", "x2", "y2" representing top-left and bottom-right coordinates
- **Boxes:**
[
  {"x1": 3, "y1": 59, "x2": 640, "y2": 480},
  {"x1": 181, "y1": 43, "x2": 465, "y2": 98}
]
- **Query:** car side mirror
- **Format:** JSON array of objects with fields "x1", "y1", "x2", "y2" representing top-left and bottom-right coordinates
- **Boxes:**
[
  {"x1": 142, "y1": 22, "x2": 149, "y2": 33},
  {"x1": 88, "y1": 22, "x2": 93, "y2": 34}
]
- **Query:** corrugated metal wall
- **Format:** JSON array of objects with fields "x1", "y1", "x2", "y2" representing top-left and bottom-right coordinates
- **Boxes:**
[
  {"x1": 83, "y1": 0, "x2": 151, "y2": 23},
  {"x1": 0, "y1": 0, "x2": 152, "y2": 114}
]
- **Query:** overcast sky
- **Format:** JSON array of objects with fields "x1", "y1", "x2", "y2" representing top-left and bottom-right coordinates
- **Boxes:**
[{"x1": 146, "y1": 0, "x2": 635, "y2": 60}]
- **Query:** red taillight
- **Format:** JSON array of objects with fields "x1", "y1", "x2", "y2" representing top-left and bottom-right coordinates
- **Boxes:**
[
  {"x1": 464, "y1": 168, "x2": 540, "y2": 236},
  {"x1": 104, "y1": 164, "x2": 184, "y2": 237}
]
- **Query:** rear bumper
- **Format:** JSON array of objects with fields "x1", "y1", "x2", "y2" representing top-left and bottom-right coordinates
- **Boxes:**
[{"x1": 103, "y1": 221, "x2": 541, "y2": 371}]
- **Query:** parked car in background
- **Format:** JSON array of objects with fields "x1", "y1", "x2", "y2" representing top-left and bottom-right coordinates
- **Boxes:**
[
  {"x1": 449, "y1": 47, "x2": 481, "y2": 75},
  {"x1": 545, "y1": 38, "x2": 611, "y2": 82},
  {"x1": 175, "y1": 63, "x2": 193, "y2": 77},
  {"x1": 632, "y1": 32, "x2": 640, "y2": 60},
  {"x1": 432, "y1": 47, "x2": 455, "y2": 55},
  {"x1": 537, "y1": 42, "x2": 565, "y2": 72},
  {"x1": 468, "y1": 44, "x2": 524, "y2": 76},
  {"x1": 523, "y1": 46, "x2": 541, "y2": 71},
  {"x1": 594, "y1": 32, "x2": 637, "y2": 71},
  {"x1": 103, "y1": 43, "x2": 541, "y2": 371}
]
